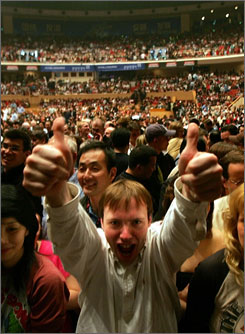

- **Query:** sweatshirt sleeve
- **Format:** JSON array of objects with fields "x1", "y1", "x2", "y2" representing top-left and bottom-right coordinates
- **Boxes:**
[
  {"x1": 155, "y1": 177, "x2": 209, "y2": 274},
  {"x1": 45, "y1": 183, "x2": 105, "y2": 287}
]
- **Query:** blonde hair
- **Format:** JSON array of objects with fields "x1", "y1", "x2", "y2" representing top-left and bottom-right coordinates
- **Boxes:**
[
  {"x1": 135, "y1": 134, "x2": 147, "y2": 147},
  {"x1": 223, "y1": 183, "x2": 244, "y2": 286},
  {"x1": 98, "y1": 179, "x2": 153, "y2": 219}
]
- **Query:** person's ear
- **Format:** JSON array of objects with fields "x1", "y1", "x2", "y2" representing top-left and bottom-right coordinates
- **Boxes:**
[
  {"x1": 109, "y1": 167, "x2": 117, "y2": 181},
  {"x1": 25, "y1": 229, "x2": 29, "y2": 237},
  {"x1": 100, "y1": 218, "x2": 104, "y2": 229},
  {"x1": 148, "y1": 215, "x2": 152, "y2": 227},
  {"x1": 223, "y1": 177, "x2": 228, "y2": 190}
]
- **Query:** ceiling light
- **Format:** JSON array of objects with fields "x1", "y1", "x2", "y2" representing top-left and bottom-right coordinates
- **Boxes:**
[
  {"x1": 225, "y1": 13, "x2": 229, "y2": 18},
  {"x1": 201, "y1": 16, "x2": 205, "y2": 21},
  {"x1": 235, "y1": 6, "x2": 238, "y2": 10},
  {"x1": 211, "y1": 9, "x2": 214, "y2": 13}
]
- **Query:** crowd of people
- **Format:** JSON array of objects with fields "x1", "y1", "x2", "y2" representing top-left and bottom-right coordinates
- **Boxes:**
[
  {"x1": 2, "y1": 106, "x2": 243, "y2": 332},
  {"x1": 1, "y1": 71, "x2": 244, "y2": 97},
  {"x1": 2, "y1": 28, "x2": 244, "y2": 63},
  {"x1": 2, "y1": 70, "x2": 244, "y2": 132},
  {"x1": 1, "y1": 18, "x2": 244, "y2": 333}
]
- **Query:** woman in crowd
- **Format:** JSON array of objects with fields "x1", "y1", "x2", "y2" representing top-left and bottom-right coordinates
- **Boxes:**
[
  {"x1": 182, "y1": 183, "x2": 244, "y2": 333},
  {"x1": 1, "y1": 184, "x2": 69, "y2": 333}
]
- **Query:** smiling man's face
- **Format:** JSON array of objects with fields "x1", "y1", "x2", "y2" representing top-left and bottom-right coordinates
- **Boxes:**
[{"x1": 101, "y1": 198, "x2": 151, "y2": 266}]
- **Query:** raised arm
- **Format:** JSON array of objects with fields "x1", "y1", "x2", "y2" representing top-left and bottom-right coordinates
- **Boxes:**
[
  {"x1": 23, "y1": 117, "x2": 73, "y2": 206},
  {"x1": 155, "y1": 123, "x2": 223, "y2": 273},
  {"x1": 178, "y1": 123, "x2": 223, "y2": 202}
]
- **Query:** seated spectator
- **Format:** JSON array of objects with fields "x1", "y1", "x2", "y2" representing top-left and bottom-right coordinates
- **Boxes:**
[
  {"x1": 183, "y1": 183, "x2": 244, "y2": 333},
  {"x1": 1, "y1": 184, "x2": 69, "y2": 333},
  {"x1": 110, "y1": 127, "x2": 130, "y2": 177}
]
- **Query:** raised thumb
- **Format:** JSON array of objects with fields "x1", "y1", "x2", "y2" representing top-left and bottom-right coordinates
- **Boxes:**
[
  {"x1": 179, "y1": 122, "x2": 199, "y2": 176},
  {"x1": 52, "y1": 117, "x2": 65, "y2": 149},
  {"x1": 51, "y1": 117, "x2": 73, "y2": 176}
]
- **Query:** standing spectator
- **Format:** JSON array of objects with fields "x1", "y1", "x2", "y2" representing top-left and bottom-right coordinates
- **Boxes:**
[
  {"x1": 127, "y1": 120, "x2": 141, "y2": 154},
  {"x1": 1, "y1": 184, "x2": 69, "y2": 333},
  {"x1": 78, "y1": 141, "x2": 117, "y2": 227},
  {"x1": 116, "y1": 145, "x2": 158, "y2": 211},
  {"x1": 1, "y1": 128, "x2": 43, "y2": 221},
  {"x1": 44, "y1": 119, "x2": 53, "y2": 139},
  {"x1": 76, "y1": 120, "x2": 92, "y2": 148},
  {"x1": 145, "y1": 123, "x2": 176, "y2": 214},
  {"x1": 183, "y1": 183, "x2": 244, "y2": 333},
  {"x1": 31, "y1": 128, "x2": 48, "y2": 148},
  {"x1": 167, "y1": 121, "x2": 185, "y2": 161},
  {"x1": 110, "y1": 127, "x2": 130, "y2": 177},
  {"x1": 213, "y1": 150, "x2": 244, "y2": 231},
  {"x1": 145, "y1": 123, "x2": 176, "y2": 181},
  {"x1": 22, "y1": 118, "x2": 223, "y2": 333},
  {"x1": 91, "y1": 117, "x2": 104, "y2": 141}
]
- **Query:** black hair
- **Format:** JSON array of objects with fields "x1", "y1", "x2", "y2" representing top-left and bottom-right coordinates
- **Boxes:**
[
  {"x1": 129, "y1": 145, "x2": 157, "y2": 169},
  {"x1": 209, "y1": 130, "x2": 221, "y2": 146},
  {"x1": 189, "y1": 118, "x2": 200, "y2": 126},
  {"x1": 77, "y1": 140, "x2": 116, "y2": 172},
  {"x1": 3, "y1": 128, "x2": 32, "y2": 151},
  {"x1": 110, "y1": 127, "x2": 130, "y2": 149},
  {"x1": 1, "y1": 184, "x2": 38, "y2": 292},
  {"x1": 31, "y1": 128, "x2": 48, "y2": 143},
  {"x1": 180, "y1": 136, "x2": 207, "y2": 153},
  {"x1": 221, "y1": 124, "x2": 239, "y2": 136}
]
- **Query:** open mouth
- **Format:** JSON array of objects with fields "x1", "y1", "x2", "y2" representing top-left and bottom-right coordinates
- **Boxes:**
[{"x1": 117, "y1": 244, "x2": 135, "y2": 256}]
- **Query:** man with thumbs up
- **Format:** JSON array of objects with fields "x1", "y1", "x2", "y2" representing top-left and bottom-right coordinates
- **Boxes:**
[{"x1": 23, "y1": 118, "x2": 223, "y2": 333}]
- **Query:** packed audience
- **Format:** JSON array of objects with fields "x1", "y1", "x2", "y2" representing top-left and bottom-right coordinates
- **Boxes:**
[
  {"x1": 2, "y1": 28, "x2": 244, "y2": 63},
  {"x1": 1, "y1": 71, "x2": 244, "y2": 97},
  {"x1": 1, "y1": 20, "x2": 244, "y2": 332},
  {"x1": 2, "y1": 104, "x2": 243, "y2": 332}
]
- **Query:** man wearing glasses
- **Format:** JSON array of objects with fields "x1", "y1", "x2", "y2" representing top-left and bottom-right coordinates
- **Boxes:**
[
  {"x1": 213, "y1": 149, "x2": 244, "y2": 231},
  {"x1": 1, "y1": 128, "x2": 43, "y2": 220}
]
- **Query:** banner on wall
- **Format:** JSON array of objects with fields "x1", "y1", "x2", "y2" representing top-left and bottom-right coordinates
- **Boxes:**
[
  {"x1": 97, "y1": 63, "x2": 145, "y2": 72},
  {"x1": 26, "y1": 66, "x2": 38, "y2": 71},
  {"x1": 40, "y1": 65, "x2": 95, "y2": 72},
  {"x1": 6, "y1": 65, "x2": 19, "y2": 71},
  {"x1": 166, "y1": 62, "x2": 177, "y2": 67},
  {"x1": 40, "y1": 63, "x2": 145, "y2": 72}
]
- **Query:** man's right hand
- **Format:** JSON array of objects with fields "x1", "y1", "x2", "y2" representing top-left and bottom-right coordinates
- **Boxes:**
[{"x1": 23, "y1": 117, "x2": 73, "y2": 206}]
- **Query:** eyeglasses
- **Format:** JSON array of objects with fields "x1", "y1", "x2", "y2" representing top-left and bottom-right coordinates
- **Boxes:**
[
  {"x1": 228, "y1": 179, "x2": 244, "y2": 186},
  {"x1": 2, "y1": 143, "x2": 23, "y2": 152}
]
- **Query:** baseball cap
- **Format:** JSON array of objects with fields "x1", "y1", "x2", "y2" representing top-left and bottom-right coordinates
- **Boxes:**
[{"x1": 145, "y1": 124, "x2": 176, "y2": 142}]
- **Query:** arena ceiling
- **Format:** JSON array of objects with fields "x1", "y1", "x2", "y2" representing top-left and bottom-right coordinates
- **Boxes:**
[{"x1": 1, "y1": 1, "x2": 227, "y2": 11}]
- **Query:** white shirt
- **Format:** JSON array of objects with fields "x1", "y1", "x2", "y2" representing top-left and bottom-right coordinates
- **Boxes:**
[{"x1": 46, "y1": 178, "x2": 208, "y2": 333}]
